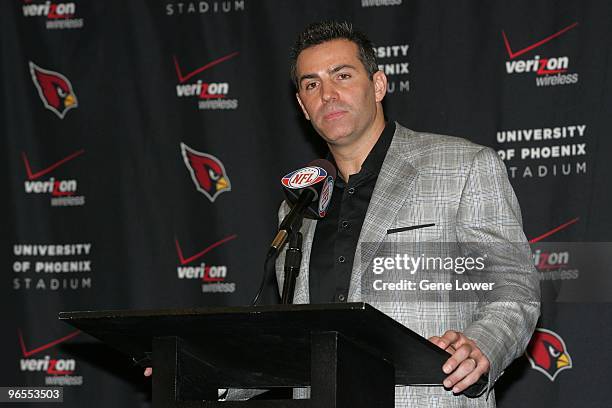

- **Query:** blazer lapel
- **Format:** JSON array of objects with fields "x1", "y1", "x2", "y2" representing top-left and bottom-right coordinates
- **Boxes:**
[
  {"x1": 291, "y1": 217, "x2": 316, "y2": 304},
  {"x1": 348, "y1": 125, "x2": 418, "y2": 300}
]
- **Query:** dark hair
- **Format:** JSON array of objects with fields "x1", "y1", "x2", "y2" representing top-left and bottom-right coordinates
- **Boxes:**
[{"x1": 289, "y1": 21, "x2": 378, "y2": 88}]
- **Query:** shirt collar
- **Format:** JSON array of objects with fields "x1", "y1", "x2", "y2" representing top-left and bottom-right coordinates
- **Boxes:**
[{"x1": 360, "y1": 120, "x2": 395, "y2": 176}]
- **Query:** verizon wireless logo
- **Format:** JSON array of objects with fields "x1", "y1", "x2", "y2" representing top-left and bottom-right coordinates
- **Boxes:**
[
  {"x1": 528, "y1": 218, "x2": 580, "y2": 281},
  {"x1": 18, "y1": 329, "x2": 83, "y2": 386},
  {"x1": 22, "y1": 1, "x2": 84, "y2": 29},
  {"x1": 22, "y1": 149, "x2": 85, "y2": 206},
  {"x1": 502, "y1": 22, "x2": 579, "y2": 86},
  {"x1": 174, "y1": 52, "x2": 239, "y2": 110},
  {"x1": 175, "y1": 234, "x2": 237, "y2": 293}
]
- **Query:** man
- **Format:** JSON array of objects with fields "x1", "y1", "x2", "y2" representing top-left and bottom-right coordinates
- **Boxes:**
[
  {"x1": 271, "y1": 21, "x2": 540, "y2": 407},
  {"x1": 148, "y1": 21, "x2": 539, "y2": 407}
]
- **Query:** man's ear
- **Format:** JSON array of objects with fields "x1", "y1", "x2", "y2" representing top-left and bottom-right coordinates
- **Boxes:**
[
  {"x1": 296, "y1": 93, "x2": 311, "y2": 120},
  {"x1": 373, "y1": 71, "x2": 388, "y2": 103}
]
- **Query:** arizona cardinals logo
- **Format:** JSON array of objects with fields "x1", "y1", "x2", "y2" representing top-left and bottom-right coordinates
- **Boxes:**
[
  {"x1": 180, "y1": 143, "x2": 231, "y2": 202},
  {"x1": 29, "y1": 61, "x2": 78, "y2": 119},
  {"x1": 525, "y1": 328, "x2": 572, "y2": 381}
]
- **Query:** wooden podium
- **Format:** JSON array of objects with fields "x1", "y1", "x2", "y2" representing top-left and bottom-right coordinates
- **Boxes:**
[{"x1": 59, "y1": 302, "x2": 485, "y2": 407}]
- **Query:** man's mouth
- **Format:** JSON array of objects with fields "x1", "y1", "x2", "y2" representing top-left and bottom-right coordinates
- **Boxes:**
[{"x1": 323, "y1": 110, "x2": 347, "y2": 121}]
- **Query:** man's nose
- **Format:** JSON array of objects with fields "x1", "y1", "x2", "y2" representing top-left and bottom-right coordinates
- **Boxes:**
[{"x1": 320, "y1": 80, "x2": 338, "y2": 103}]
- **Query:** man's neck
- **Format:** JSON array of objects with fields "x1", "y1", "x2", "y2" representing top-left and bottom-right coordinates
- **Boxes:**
[{"x1": 329, "y1": 108, "x2": 386, "y2": 181}]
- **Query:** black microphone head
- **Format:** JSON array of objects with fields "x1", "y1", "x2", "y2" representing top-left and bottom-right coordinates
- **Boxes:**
[{"x1": 281, "y1": 159, "x2": 336, "y2": 219}]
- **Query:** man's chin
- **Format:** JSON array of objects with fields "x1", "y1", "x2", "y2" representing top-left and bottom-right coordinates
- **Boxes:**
[{"x1": 315, "y1": 125, "x2": 354, "y2": 145}]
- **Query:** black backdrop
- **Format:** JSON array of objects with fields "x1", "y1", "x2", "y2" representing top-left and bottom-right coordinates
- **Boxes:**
[{"x1": 2, "y1": 0, "x2": 612, "y2": 406}]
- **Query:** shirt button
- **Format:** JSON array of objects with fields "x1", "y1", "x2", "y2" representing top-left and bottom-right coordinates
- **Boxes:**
[
  {"x1": 347, "y1": 187, "x2": 355, "y2": 195},
  {"x1": 338, "y1": 294, "x2": 346, "y2": 302},
  {"x1": 341, "y1": 220, "x2": 349, "y2": 228},
  {"x1": 338, "y1": 256, "x2": 346, "y2": 263}
]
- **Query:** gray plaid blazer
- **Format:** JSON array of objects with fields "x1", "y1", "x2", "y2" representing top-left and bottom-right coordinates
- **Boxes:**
[{"x1": 273, "y1": 123, "x2": 540, "y2": 407}]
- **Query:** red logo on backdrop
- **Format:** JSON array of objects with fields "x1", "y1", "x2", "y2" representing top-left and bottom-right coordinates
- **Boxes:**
[
  {"x1": 22, "y1": 149, "x2": 84, "y2": 192},
  {"x1": 22, "y1": 1, "x2": 76, "y2": 19},
  {"x1": 21, "y1": 149, "x2": 86, "y2": 207},
  {"x1": 18, "y1": 329, "x2": 82, "y2": 382},
  {"x1": 29, "y1": 62, "x2": 78, "y2": 119},
  {"x1": 525, "y1": 328, "x2": 572, "y2": 381},
  {"x1": 526, "y1": 217, "x2": 582, "y2": 283},
  {"x1": 501, "y1": 22, "x2": 579, "y2": 86},
  {"x1": 180, "y1": 143, "x2": 231, "y2": 202},
  {"x1": 175, "y1": 235, "x2": 238, "y2": 293},
  {"x1": 21, "y1": 1, "x2": 84, "y2": 30},
  {"x1": 528, "y1": 217, "x2": 579, "y2": 244},
  {"x1": 502, "y1": 22, "x2": 577, "y2": 60},
  {"x1": 173, "y1": 52, "x2": 239, "y2": 110}
]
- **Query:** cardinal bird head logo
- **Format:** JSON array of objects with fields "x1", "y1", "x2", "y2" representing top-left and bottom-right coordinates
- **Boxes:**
[
  {"x1": 180, "y1": 143, "x2": 231, "y2": 202},
  {"x1": 29, "y1": 61, "x2": 78, "y2": 119},
  {"x1": 525, "y1": 328, "x2": 572, "y2": 381}
]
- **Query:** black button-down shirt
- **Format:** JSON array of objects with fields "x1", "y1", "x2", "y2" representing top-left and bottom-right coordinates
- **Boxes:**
[{"x1": 309, "y1": 121, "x2": 396, "y2": 303}]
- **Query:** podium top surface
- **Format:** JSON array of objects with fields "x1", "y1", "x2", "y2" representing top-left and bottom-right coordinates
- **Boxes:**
[{"x1": 60, "y1": 302, "x2": 450, "y2": 387}]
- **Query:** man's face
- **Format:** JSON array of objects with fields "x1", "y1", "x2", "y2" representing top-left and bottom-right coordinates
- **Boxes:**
[{"x1": 295, "y1": 39, "x2": 386, "y2": 147}]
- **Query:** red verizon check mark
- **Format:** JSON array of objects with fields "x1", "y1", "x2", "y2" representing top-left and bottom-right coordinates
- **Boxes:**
[
  {"x1": 173, "y1": 52, "x2": 239, "y2": 84},
  {"x1": 502, "y1": 22, "x2": 578, "y2": 59},
  {"x1": 175, "y1": 234, "x2": 238, "y2": 265},
  {"x1": 528, "y1": 217, "x2": 579, "y2": 243},
  {"x1": 22, "y1": 149, "x2": 85, "y2": 180},
  {"x1": 18, "y1": 329, "x2": 80, "y2": 358}
]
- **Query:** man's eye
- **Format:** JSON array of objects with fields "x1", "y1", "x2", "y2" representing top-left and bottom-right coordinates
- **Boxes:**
[
  {"x1": 338, "y1": 73, "x2": 351, "y2": 80},
  {"x1": 305, "y1": 82, "x2": 317, "y2": 90}
]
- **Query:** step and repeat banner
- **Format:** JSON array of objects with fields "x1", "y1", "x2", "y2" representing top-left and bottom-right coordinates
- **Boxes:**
[{"x1": 2, "y1": 1, "x2": 611, "y2": 406}]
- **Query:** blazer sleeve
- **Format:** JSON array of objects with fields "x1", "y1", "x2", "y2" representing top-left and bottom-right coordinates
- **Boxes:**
[{"x1": 456, "y1": 147, "x2": 540, "y2": 397}]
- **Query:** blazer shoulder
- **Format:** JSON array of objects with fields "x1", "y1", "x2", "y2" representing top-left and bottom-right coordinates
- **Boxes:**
[{"x1": 393, "y1": 122, "x2": 494, "y2": 168}]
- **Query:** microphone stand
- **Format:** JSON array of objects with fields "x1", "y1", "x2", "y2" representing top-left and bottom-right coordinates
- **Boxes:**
[
  {"x1": 281, "y1": 230, "x2": 303, "y2": 304},
  {"x1": 252, "y1": 209, "x2": 307, "y2": 306}
]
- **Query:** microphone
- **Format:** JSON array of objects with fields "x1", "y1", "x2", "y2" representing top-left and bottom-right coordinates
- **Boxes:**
[
  {"x1": 270, "y1": 159, "x2": 336, "y2": 253},
  {"x1": 253, "y1": 159, "x2": 336, "y2": 306}
]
